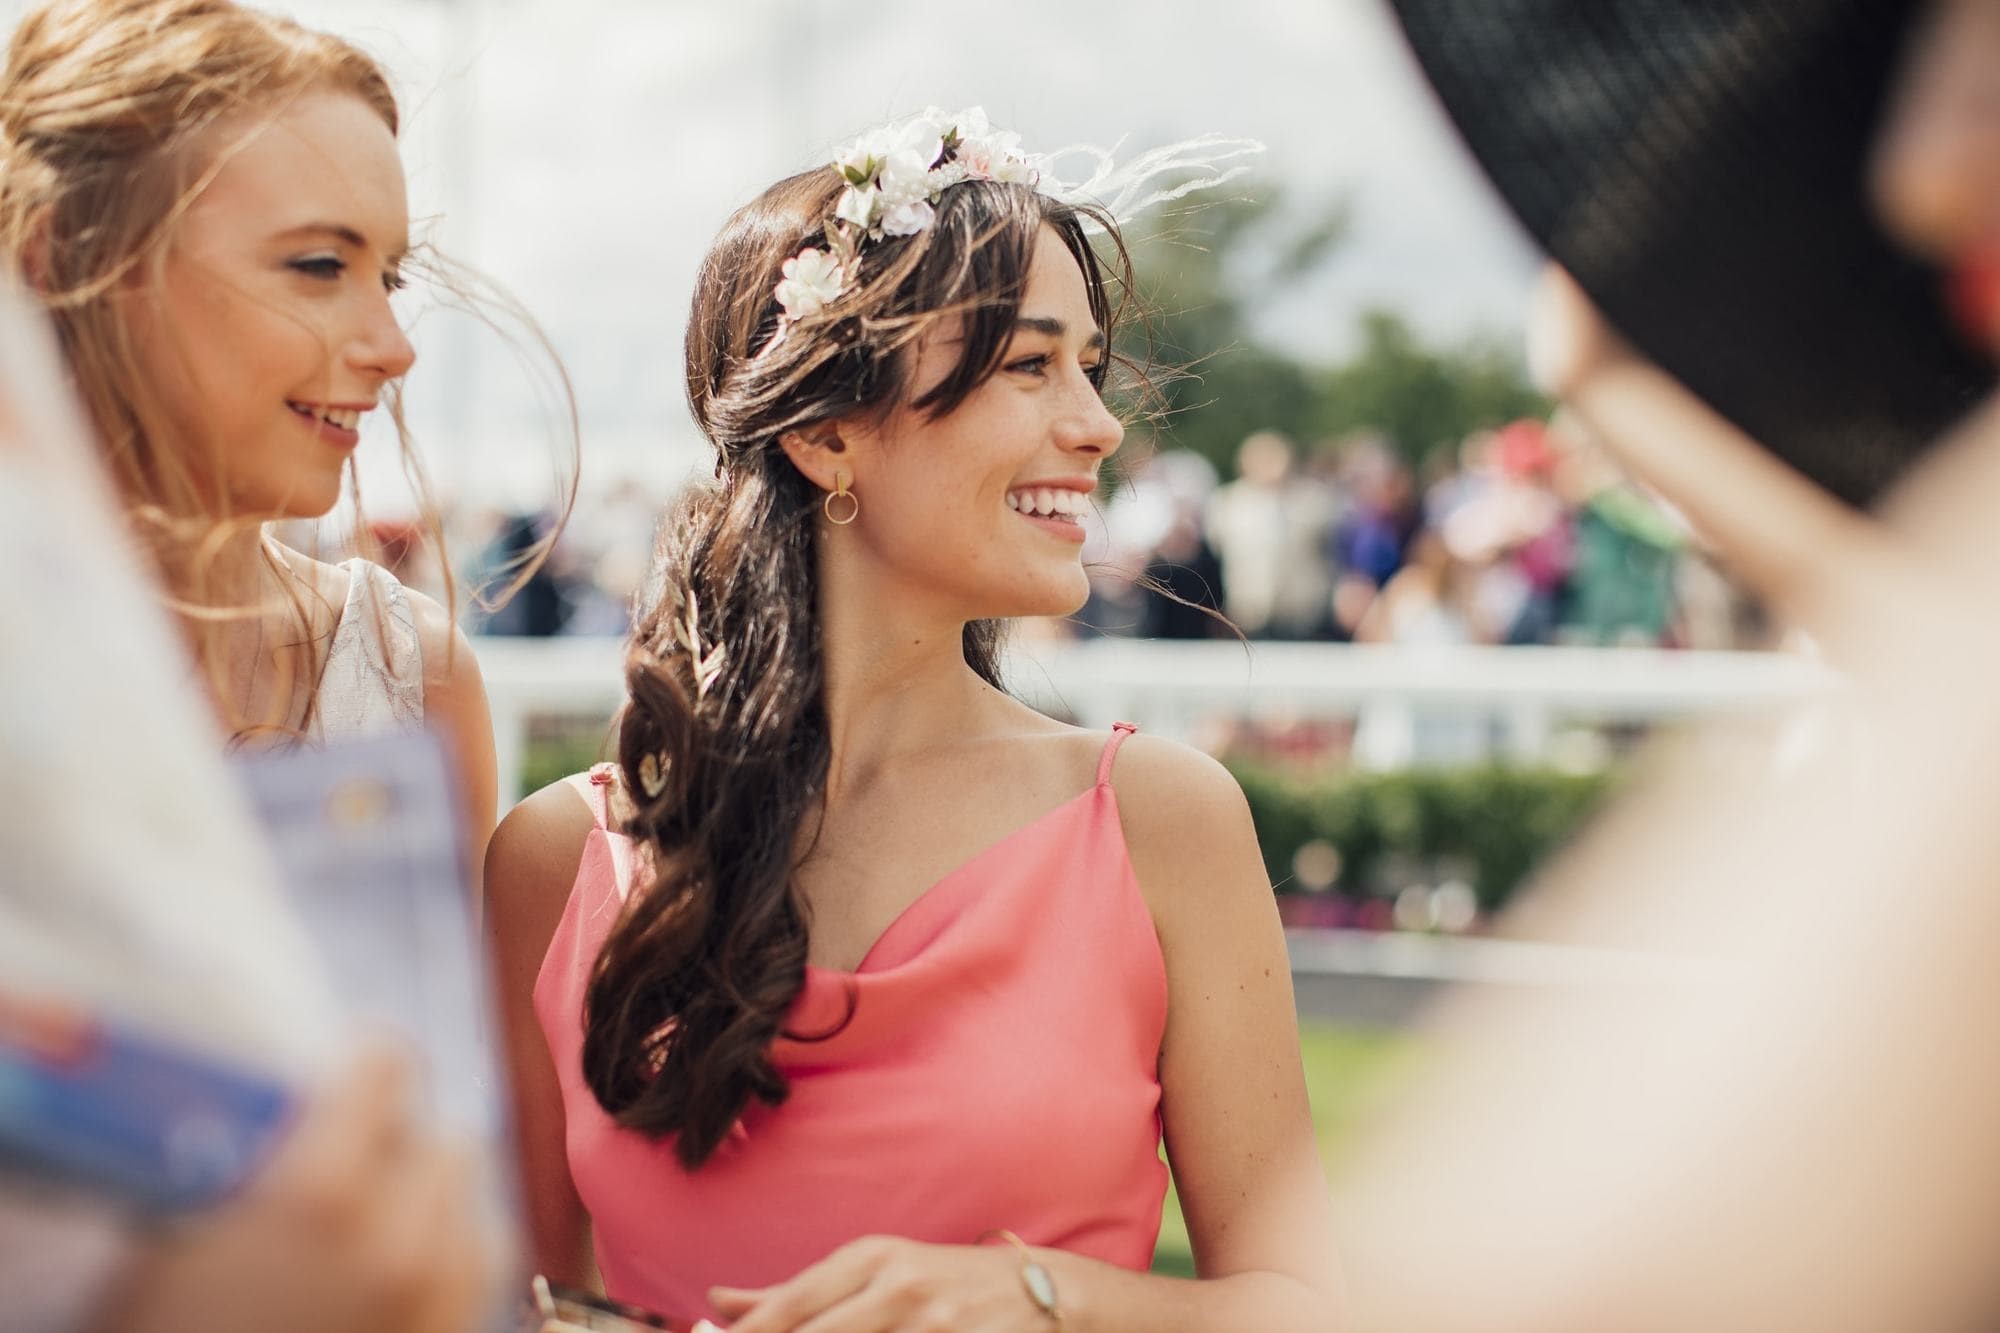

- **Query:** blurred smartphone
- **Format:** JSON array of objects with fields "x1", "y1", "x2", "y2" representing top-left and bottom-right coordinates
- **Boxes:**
[
  {"x1": 233, "y1": 729, "x2": 497, "y2": 1141},
  {"x1": 0, "y1": 988, "x2": 293, "y2": 1214},
  {"x1": 530, "y1": 1276, "x2": 683, "y2": 1332}
]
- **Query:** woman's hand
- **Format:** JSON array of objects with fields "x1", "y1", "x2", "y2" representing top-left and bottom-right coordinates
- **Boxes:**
[
  {"x1": 712, "y1": 1235, "x2": 1056, "y2": 1333},
  {"x1": 1524, "y1": 263, "x2": 1894, "y2": 642},
  {"x1": 94, "y1": 1046, "x2": 491, "y2": 1333}
]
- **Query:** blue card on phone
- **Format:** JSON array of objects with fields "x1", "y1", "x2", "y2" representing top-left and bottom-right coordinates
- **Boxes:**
[
  {"x1": 0, "y1": 728, "x2": 498, "y2": 1214},
  {"x1": 0, "y1": 995, "x2": 292, "y2": 1213}
]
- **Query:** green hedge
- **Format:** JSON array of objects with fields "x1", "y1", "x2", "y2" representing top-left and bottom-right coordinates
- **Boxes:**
[
  {"x1": 518, "y1": 717, "x2": 618, "y2": 798},
  {"x1": 517, "y1": 729, "x2": 1615, "y2": 914},
  {"x1": 1228, "y1": 761, "x2": 1619, "y2": 910}
]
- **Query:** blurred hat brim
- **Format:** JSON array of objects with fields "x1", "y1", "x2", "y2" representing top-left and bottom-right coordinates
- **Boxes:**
[{"x1": 1388, "y1": 0, "x2": 1995, "y2": 508}]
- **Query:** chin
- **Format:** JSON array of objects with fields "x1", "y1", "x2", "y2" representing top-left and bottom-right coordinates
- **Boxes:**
[
  {"x1": 241, "y1": 474, "x2": 344, "y2": 522},
  {"x1": 981, "y1": 572, "x2": 1091, "y2": 621}
]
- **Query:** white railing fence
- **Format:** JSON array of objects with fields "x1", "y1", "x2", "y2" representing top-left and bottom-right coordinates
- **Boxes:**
[{"x1": 475, "y1": 637, "x2": 1826, "y2": 808}]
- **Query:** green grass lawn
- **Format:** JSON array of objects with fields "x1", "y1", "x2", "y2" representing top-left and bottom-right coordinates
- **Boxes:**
[{"x1": 1150, "y1": 1020, "x2": 1417, "y2": 1277}]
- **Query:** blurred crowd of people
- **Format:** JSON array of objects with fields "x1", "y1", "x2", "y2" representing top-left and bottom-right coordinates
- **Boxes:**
[
  {"x1": 360, "y1": 416, "x2": 1761, "y2": 652},
  {"x1": 345, "y1": 477, "x2": 660, "y2": 639},
  {"x1": 1081, "y1": 417, "x2": 1763, "y2": 649}
]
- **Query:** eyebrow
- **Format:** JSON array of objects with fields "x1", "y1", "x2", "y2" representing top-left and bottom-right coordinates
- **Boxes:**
[
  {"x1": 276, "y1": 222, "x2": 409, "y2": 263},
  {"x1": 1015, "y1": 315, "x2": 1107, "y2": 351}
]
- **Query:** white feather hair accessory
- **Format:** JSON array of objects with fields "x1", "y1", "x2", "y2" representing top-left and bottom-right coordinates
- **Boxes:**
[{"x1": 768, "y1": 107, "x2": 1263, "y2": 334}]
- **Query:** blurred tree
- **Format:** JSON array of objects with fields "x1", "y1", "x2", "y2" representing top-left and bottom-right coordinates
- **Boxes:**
[
  {"x1": 1120, "y1": 193, "x2": 1337, "y2": 473},
  {"x1": 1119, "y1": 186, "x2": 1548, "y2": 476},
  {"x1": 1312, "y1": 310, "x2": 1551, "y2": 465}
]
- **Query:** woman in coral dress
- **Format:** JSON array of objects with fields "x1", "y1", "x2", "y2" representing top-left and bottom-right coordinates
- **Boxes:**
[{"x1": 487, "y1": 109, "x2": 1340, "y2": 1331}]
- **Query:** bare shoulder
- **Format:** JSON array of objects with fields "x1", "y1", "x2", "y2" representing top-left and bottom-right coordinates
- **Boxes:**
[
  {"x1": 1106, "y1": 731, "x2": 1264, "y2": 908},
  {"x1": 1107, "y1": 731, "x2": 1255, "y2": 848},
  {"x1": 401, "y1": 585, "x2": 482, "y2": 695},
  {"x1": 397, "y1": 583, "x2": 499, "y2": 837},
  {"x1": 485, "y1": 777, "x2": 599, "y2": 947}
]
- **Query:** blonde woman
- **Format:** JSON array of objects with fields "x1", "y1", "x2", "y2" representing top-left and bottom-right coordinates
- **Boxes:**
[
  {"x1": 0, "y1": 4, "x2": 565, "y2": 1329},
  {"x1": 0, "y1": 0, "x2": 552, "y2": 848}
]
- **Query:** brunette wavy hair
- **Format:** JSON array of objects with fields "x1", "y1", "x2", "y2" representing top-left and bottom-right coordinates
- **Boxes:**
[{"x1": 583, "y1": 161, "x2": 1142, "y2": 1167}]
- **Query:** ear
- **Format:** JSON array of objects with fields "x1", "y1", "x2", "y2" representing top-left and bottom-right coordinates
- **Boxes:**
[
  {"x1": 17, "y1": 212, "x2": 54, "y2": 296},
  {"x1": 778, "y1": 418, "x2": 856, "y2": 494}
]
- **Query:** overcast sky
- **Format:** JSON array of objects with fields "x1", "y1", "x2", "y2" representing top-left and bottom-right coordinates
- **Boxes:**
[{"x1": 4, "y1": 0, "x2": 1539, "y2": 505}]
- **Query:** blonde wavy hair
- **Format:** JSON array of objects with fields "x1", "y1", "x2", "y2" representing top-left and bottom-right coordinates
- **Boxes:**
[{"x1": 0, "y1": 0, "x2": 567, "y2": 738}]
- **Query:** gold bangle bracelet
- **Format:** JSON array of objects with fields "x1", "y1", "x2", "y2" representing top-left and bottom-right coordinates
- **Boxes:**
[{"x1": 980, "y1": 1228, "x2": 1062, "y2": 1326}]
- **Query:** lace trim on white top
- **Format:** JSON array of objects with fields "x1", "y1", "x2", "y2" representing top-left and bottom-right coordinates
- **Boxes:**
[{"x1": 312, "y1": 558, "x2": 423, "y2": 743}]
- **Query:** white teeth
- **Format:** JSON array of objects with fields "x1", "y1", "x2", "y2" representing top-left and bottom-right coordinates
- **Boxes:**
[
  {"x1": 1007, "y1": 487, "x2": 1086, "y2": 518},
  {"x1": 293, "y1": 403, "x2": 363, "y2": 431}
]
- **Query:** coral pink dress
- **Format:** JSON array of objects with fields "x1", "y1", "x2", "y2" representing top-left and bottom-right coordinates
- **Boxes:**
[{"x1": 534, "y1": 724, "x2": 1169, "y2": 1325}]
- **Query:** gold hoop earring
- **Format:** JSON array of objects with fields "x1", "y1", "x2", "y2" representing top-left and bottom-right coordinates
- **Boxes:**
[{"x1": 824, "y1": 470, "x2": 859, "y2": 526}]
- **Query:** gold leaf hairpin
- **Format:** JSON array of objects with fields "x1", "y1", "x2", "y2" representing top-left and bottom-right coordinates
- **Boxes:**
[{"x1": 681, "y1": 591, "x2": 726, "y2": 699}]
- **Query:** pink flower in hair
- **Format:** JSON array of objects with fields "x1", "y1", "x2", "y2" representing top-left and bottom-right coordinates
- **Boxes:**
[{"x1": 773, "y1": 247, "x2": 844, "y2": 321}]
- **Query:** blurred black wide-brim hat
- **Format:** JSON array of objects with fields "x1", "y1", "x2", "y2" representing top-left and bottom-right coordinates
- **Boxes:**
[{"x1": 1388, "y1": 0, "x2": 1995, "y2": 508}]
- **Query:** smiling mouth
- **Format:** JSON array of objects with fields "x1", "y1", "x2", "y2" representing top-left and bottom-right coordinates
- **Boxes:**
[
  {"x1": 287, "y1": 401, "x2": 361, "y2": 431},
  {"x1": 1006, "y1": 487, "x2": 1087, "y2": 524}
]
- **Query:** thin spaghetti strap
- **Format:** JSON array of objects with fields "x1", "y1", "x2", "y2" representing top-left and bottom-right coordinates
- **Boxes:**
[
  {"x1": 574, "y1": 762, "x2": 617, "y2": 830},
  {"x1": 1096, "y1": 722, "x2": 1140, "y2": 787}
]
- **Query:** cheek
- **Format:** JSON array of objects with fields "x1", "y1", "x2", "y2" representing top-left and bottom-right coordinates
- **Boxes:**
[
  {"x1": 1874, "y1": 119, "x2": 1989, "y2": 258},
  {"x1": 122, "y1": 290, "x2": 216, "y2": 437},
  {"x1": 1873, "y1": 32, "x2": 2000, "y2": 257},
  {"x1": 870, "y1": 472, "x2": 988, "y2": 557},
  {"x1": 164, "y1": 273, "x2": 331, "y2": 411}
]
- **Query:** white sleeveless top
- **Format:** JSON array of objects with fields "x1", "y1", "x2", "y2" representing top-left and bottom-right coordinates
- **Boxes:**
[{"x1": 311, "y1": 558, "x2": 424, "y2": 742}]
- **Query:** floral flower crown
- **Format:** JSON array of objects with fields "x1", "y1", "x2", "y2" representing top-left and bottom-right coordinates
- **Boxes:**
[{"x1": 770, "y1": 106, "x2": 1263, "y2": 336}]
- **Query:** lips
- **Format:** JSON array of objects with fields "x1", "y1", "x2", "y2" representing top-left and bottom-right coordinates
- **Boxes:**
[{"x1": 287, "y1": 400, "x2": 367, "y2": 449}]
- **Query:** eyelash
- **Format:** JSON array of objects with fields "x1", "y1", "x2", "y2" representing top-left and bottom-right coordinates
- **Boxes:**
[
  {"x1": 289, "y1": 256, "x2": 407, "y2": 294},
  {"x1": 1006, "y1": 353, "x2": 1107, "y2": 380}
]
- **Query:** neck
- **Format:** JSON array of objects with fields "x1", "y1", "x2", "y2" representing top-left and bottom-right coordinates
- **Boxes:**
[
  {"x1": 191, "y1": 524, "x2": 276, "y2": 608},
  {"x1": 170, "y1": 522, "x2": 296, "y2": 737},
  {"x1": 813, "y1": 527, "x2": 1000, "y2": 800}
]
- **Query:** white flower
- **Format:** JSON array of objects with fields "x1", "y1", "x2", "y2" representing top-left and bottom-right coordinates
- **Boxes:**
[
  {"x1": 952, "y1": 126, "x2": 1030, "y2": 182},
  {"x1": 912, "y1": 105, "x2": 961, "y2": 143},
  {"x1": 896, "y1": 118, "x2": 946, "y2": 162},
  {"x1": 878, "y1": 197, "x2": 936, "y2": 237},
  {"x1": 834, "y1": 185, "x2": 880, "y2": 230},
  {"x1": 952, "y1": 106, "x2": 994, "y2": 140},
  {"x1": 875, "y1": 145, "x2": 938, "y2": 207},
  {"x1": 834, "y1": 125, "x2": 896, "y2": 184},
  {"x1": 990, "y1": 153, "x2": 1040, "y2": 186},
  {"x1": 978, "y1": 129, "x2": 1026, "y2": 166},
  {"x1": 773, "y1": 246, "x2": 844, "y2": 320}
]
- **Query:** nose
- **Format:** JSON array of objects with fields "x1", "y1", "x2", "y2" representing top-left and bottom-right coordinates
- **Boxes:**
[
  {"x1": 1054, "y1": 374, "x2": 1124, "y2": 459},
  {"x1": 346, "y1": 288, "x2": 417, "y2": 383}
]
